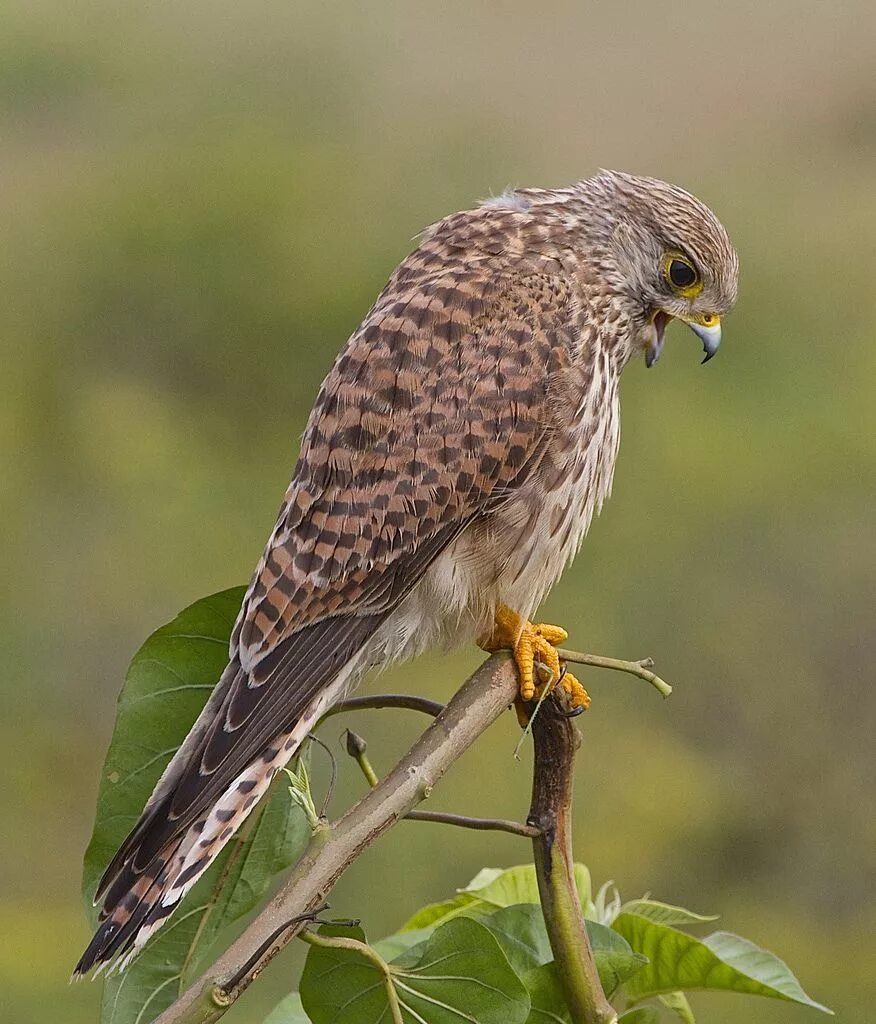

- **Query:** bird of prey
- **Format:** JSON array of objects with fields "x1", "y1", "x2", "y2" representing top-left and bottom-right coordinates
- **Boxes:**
[{"x1": 76, "y1": 170, "x2": 738, "y2": 975}]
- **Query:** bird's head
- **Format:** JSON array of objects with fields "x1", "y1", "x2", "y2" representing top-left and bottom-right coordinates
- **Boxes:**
[{"x1": 582, "y1": 170, "x2": 739, "y2": 367}]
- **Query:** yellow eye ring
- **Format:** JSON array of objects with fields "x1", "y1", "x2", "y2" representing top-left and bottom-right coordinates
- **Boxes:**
[{"x1": 663, "y1": 253, "x2": 703, "y2": 298}]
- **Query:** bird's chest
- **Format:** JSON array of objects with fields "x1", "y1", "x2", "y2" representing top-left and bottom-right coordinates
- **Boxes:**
[
  {"x1": 500, "y1": 385, "x2": 620, "y2": 614},
  {"x1": 408, "y1": 358, "x2": 621, "y2": 647}
]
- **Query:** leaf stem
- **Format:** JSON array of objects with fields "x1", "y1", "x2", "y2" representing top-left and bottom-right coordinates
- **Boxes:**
[
  {"x1": 556, "y1": 649, "x2": 672, "y2": 698},
  {"x1": 345, "y1": 727, "x2": 540, "y2": 837},
  {"x1": 327, "y1": 693, "x2": 446, "y2": 718},
  {"x1": 405, "y1": 808, "x2": 541, "y2": 837},
  {"x1": 299, "y1": 928, "x2": 404, "y2": 1024}
]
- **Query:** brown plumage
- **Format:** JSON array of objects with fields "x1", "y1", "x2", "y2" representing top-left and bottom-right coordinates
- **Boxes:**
[{"x1": 76, "y1": 171, "x2": 738, "y2": 975}]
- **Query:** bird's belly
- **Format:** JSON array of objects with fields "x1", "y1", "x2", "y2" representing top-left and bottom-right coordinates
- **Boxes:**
[
  {"x1": 376, "y1": 389, "x2": 620, "y2": 666},
  {"x1": 492, "y1": 463, "x2": 597, "y2": 618},
  {"x1": 380, "y1": 457, "x2": 610, "y2": 664}
]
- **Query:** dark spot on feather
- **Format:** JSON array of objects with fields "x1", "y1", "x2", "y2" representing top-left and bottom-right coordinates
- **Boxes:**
[{"x1": 175, "y1": 856, "x2": 209, "y2": 889}]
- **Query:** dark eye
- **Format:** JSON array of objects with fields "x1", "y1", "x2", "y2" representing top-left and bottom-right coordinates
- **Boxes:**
[{"x1": 668, "y1": 258, "x2": 698, "y2": 289}]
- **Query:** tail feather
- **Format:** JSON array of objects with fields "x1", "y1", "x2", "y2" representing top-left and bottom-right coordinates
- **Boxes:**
[{"x1": 74, "y1": 650, "x2": 362, "y2": 977}]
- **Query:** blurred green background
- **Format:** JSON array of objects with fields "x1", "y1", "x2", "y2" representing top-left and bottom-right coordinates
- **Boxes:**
[{"x1": 2, "y1": 1, "x2": 874, "y2": 1021}]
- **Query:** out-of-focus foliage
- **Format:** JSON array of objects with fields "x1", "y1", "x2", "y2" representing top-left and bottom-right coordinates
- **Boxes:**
[{"x1": 1, "y1": 1, "x2": 874, "y2": 1022}]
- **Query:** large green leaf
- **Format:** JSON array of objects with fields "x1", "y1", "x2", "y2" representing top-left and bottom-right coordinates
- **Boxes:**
[
  {"x1": 80, "y1": 588, "x2": 311, "y2": 1024},
  {"x1": 522, "y1": 963, "x2": 571, "y2": 1024},
  {"x1": 401, "y1": 864, "x2": 592, "y2": 932},
  {"x1": 399, "y1": 892, "x2": 486, "y2": 931},
  {"x1": 300, "y1": 919, "x2": 530, "y2": 1024},
  {"x1": 585, "y1": 920, "x2": 648, "y2": 997},
  {"x1": 703, "y1": 932, "x2": 831, "y2": 1011},
  {"x1": 264, "y1": 992, "x2": 310, "y2": 1024},
  {"x1": 614, "y1": 912, "x2": 832, "y2": 1013},
  {"x1": 385, "y1": 901, "x2": 644, "y2": 1019},
  {"x1": 464, "y1": 863, "x2": 593, "y2": 911},
  {"x1": 618, "y1": 900, "x2": 717, "y2": 928},
  {"x1": 659, "y1": 991, "x2": 696, "y2": 1022},
  {"x1": 479, "y1": 903, "x2": 554, "y2": 975},
  {"x1": 372, "y1": 926, "x2": 435, "y2": 961},
  {"x1": 481, "y1": 904, "x2": 644, "y2": 997},
  {"x1": 618, "y1": 1009, "x2": 660, "y2": 1024}
]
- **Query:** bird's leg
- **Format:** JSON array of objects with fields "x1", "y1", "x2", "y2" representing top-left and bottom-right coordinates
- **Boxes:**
[{"x1": 479, "y1": 605, "x2": 591, "y2": 719}]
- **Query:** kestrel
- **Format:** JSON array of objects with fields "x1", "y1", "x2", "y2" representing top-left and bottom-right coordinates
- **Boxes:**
[{"x1": 76, "y1": 170, "x2": 738, "y2": 975}]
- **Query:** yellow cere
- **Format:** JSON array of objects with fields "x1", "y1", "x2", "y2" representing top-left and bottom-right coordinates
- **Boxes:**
[{"x1": 692, "y1": 312, "x2": 721, "y2": 328}]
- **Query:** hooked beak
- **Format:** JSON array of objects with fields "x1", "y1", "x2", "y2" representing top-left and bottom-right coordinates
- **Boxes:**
[
  {"x1": 645, "y1": 311, "x2": 722, "y2": 367},
  {"x1": 687, "y1": 313, "x2": 722, "y2": 364}
]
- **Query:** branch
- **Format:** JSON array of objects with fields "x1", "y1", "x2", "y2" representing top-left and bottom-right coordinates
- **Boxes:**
[
  {"x1": 528, "y1": 700, "x2": 618, "y2": 1024},
  {"x1": 153, "y1": 653, "x2": 519, "y2": 1024},
  {"x1": 343, "y1": 726, "x2": 541, "y2": 838},
  {"x1": 557, "y1": 649, "x2": 672, "y2": 698},
  {"x1": 155, "y1": 645, "x2": 671, "y2": 1024},
  {"x1": 404, "y1": 808, "x2": 541, "y2": 838},
  {"x1": 328, "y1": 693, "x2": 446, "y2": 718}
]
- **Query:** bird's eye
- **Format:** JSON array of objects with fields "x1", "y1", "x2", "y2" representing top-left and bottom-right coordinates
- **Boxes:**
[{"x1": 667, "y1": 258, "x2": 698, "y2": 289}]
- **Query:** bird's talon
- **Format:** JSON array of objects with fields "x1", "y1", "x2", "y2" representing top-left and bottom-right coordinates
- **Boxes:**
[
  {"x1": 480, "y1": 605, "x2": 587, "y2": 711},
  {"x1": 556, "y1": 669, "x2": 591, "y2": 712}
]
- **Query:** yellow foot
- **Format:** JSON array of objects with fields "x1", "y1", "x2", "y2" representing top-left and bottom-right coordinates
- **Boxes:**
[{"x1": 480, "y1": 604, "x2": 591, "y2": 714}]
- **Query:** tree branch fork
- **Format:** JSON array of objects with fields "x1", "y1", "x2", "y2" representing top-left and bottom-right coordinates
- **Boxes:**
[{"x1": 154, "y1": 647, "x2": 666, "y2": 1024}]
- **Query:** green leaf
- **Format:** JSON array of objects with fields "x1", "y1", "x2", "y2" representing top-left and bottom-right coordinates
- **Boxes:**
[
  {"x1": 391, "y1": 917, "x2": 530, "y2": 1024},
  {"x1": 394, "y1": 897, "x2": 644, "y2": 1016},
  {"x1": 480, "y1": 903, "x2": 644, "y2": 998},
  {"x1": 480, "y1": 903, "x2": 554, "y2": 975},
  {"x1": 702, "y1": 932, "x2": 832, "y2": 1012},
  {"x1": 464, "y1": 867, "x2": 506, "y2": 890},
  {"x1": 659, "y1": 991, "x2": 696, "y2": 1022},
  {"x1": 300, "y1": 919, "x2": 530, "y2": 1024},
  {"x1": 401, "y1": 865, "x2": 595, "y2": 934},
  {"x1": 620, "y1": 900, "x2": 717, "y2": 927},
  {"x1": 399, "y1": 892, "x2": 485, "y2": 931},
  {"x1": 585, "y1": 920, "x2": 648, "y2": 997},
  {"x1": 264, "y1": 992, "x2": 311, "y2": 1024},
  {"x1": 462, "y1": 863, "x2": 592, "y2": 911},
  {"x1": 522, "y1": 963, "x2": 571, "y2": 1024},
  {"x1": 618, "y1": 1008, "x2": 660, "y2": 1024},
  {"x1": 372, "y1": 927, "x2": 435, "y2": 960},
  {"x1": 300, "y1": 924, "x2": 389, "y2": 1024},
  {"x1": 81, "y1": 588, "x2": 311, "y2": 1024},
  {"x1": 614, "y1": 913, "x2": 832, "y2": 1013}
]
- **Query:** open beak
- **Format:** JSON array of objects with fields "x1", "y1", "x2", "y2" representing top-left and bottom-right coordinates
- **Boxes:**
[
  {"x1": 645, "y1": 311, "x2": 671, "y2": 368},
  {"x1": 646, "y1": 311, "x2": 722, "y2": 367}
]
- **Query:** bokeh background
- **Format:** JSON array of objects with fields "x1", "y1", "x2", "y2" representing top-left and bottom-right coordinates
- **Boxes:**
[{"x1": 2, "y1": 1, "x2": 874, "y2": 1021}]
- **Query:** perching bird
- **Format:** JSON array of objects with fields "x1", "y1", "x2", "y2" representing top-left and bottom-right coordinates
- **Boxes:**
[{"x1": 76, "y1": 170, "x2": 738, "y2": 975}]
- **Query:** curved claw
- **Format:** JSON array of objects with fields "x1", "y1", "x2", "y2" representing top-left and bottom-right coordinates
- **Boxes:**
[
  {"x1": 480, "y1": 606, "x2": 590, "y2": 713},
  {"x1": 554, "y1": 700, "x2": 587, "y2": 718}
]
